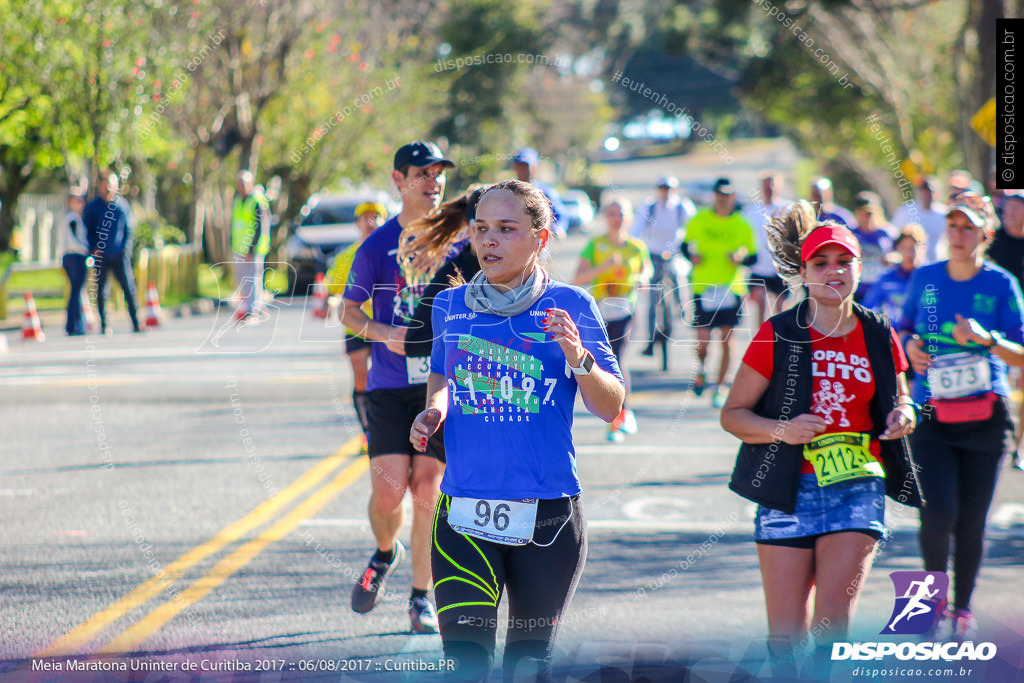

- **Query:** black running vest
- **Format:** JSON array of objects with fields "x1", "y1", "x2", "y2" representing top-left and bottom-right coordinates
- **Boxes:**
[{"x1": 728, "y1": 301, "x2": 924, "y2": 513}]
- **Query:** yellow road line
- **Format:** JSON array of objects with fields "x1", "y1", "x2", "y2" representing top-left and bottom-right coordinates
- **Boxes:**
[
  {"x1": 38, "y1": 437, "x2": 363, "y2": 657},
  {"x1": 99, "y1": 455, "x2": 370, "y2": 653}
]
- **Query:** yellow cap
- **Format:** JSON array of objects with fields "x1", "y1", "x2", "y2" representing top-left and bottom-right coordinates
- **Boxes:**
[{"x1": 355, "y1": 202, "x2": 387, "y2": 219}]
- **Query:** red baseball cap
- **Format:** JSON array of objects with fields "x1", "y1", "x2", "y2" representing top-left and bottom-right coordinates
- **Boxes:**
[{"x1": 800, "y1": 225, "x2": 861, "y2": 261}]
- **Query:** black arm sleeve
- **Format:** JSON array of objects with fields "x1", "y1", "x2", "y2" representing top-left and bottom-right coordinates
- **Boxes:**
[
  {"x1": 404, "y1": 277, "x2": 447, "y2": 358},
  {"x1": 741, "y1": 253, "x2": 758, "y2": 267},
  {"x1": 679, "y1": 241, "x2": 693, "y2": 261}
]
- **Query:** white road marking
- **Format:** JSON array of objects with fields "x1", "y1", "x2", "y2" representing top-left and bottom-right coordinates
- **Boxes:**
[
  {"x1": 0, "y1": 373, "x2": 331, "y2": 387},
  {"x1": 575, "y1": 445, "x2": 717, "y2": 455},
  {"x1": 298, "y1": 519, "x2": 369, "y2": 527},
  {"x1": 621, "y1": 496, "x2": 691, "y2": 520},
  {"x1": 297, "y1": 512, "x2": 1024, "y2": 537},
  {"x1": 0, "y1": 343, "x2": 337, "y2": 365}
]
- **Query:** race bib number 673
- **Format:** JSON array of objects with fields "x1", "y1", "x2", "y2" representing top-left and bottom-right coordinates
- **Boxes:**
[{"x1": 927, "y1": 352, "x2": 991, "y2": 399}]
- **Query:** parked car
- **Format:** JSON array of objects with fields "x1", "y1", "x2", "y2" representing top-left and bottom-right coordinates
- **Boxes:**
[
  {"x1": 682, "y1": 180, "x2": 716, "y2": 209},
  {"x1": 562, "y1": 190, "x2": 596, "y2": 234},
  {"x1": 285, "y1": 192, "x2": 393, "y2": 295}
]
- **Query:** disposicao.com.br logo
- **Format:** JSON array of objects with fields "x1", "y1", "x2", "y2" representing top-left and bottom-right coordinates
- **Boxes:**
[
  {"x1": 831, "y1": 641, "x2": 997, "y2": 662},
  {"x1": 831, "y1": 570, "x2": 997, "y2": 663},
  {"x1": 881, "y1": 571, "x2": 948, "y2": 635}
]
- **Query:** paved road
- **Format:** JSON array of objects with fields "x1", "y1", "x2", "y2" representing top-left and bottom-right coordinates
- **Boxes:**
[{"x1": 3, "y1": 204, "x2": 1024, "y2": 680}]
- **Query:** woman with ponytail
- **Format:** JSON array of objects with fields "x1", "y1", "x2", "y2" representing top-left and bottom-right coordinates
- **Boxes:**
[
  {"x1": 721, "y1": 201, "x2": 923, "y2": 669},
  {"x1": 401, "y1": 187, "x2": 485, "y2": 360},
  {"x1": 408, "y1": 180, "x2": 624, "y2": 681}
]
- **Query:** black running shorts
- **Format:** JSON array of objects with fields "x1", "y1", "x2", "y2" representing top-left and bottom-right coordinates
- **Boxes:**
[{"x1": 366, "y1": 385, "x2": 445, "y2": 461}]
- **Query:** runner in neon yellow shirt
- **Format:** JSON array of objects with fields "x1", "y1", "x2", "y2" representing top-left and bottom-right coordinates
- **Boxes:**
[
  {"x1": 681, "y1": 178, "x2": 756, "y2": 407},
  {"x1": 326, "y1": 202, "x2": 385, "y2": 447}
]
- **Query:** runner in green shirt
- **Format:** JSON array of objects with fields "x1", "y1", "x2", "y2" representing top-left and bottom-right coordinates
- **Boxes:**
[{"x1": 682, "y1": 178, "x2": 757, "y2": 407}]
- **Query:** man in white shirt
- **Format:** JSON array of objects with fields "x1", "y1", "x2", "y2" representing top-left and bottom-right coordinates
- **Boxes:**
[
  {"x1": 743, "y1": 173, "x2": 793, "y2": 325},
  {"x1": 810, "y1": 177, "x2": 856, "y2": 227},
  {"x1": 60, "y1": 192, "x2": 90, "y2": 336},
  {"x1": 631, "y1": 175, "x2": 696, "y2": 355},
  {"x1": 891, "y1": 177, "x2": 948, "y2": 263}
]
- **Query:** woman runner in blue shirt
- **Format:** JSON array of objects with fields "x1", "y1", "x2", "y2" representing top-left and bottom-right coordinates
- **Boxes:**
[
  {"x1": 409, "y1": 180, "x2": 624, "y2": 681},
  {"x1": 900, "y1": 191, "x2": 1024, "y2": 641}
]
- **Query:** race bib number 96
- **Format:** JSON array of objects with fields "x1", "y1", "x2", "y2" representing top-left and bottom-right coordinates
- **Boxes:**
[{"x1": 448, "y1": 497, "x2": 538, "y2": 546}]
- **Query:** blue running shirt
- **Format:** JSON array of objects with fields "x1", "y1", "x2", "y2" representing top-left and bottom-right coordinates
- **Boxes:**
[
  {"x1": 862, "y1": 265, "x2": 913, "y2": 324},
  {"x1": 430, "y1": 281, "x2": 623, "y2": 499},
  {"x1": 899, "y1": 261, "x2": 1024, "y2": 404}
]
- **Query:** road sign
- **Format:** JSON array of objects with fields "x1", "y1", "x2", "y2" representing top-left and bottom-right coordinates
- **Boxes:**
[{"x1": 971, "y1": 97, "x2": 996, "y2": 148}]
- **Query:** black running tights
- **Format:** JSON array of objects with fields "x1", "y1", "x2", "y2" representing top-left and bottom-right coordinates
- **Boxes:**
[
  {"x1": 911, "y1": 403, "x2": 1009, "y2": 610},
  {"x1": 431, "y1": 494, "x2": 586, "y2": 681}
]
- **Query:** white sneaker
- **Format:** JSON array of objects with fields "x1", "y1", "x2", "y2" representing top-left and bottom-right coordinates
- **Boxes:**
[
  {"x1": 921, "y1": 607, "x2": 951, "y2": 641},
  {"x1": 620, "y1": 410, "x2": 638, "y2": 435},
  {"x1": 951, "y1": 609, "x2": 978, "y2": 642}
]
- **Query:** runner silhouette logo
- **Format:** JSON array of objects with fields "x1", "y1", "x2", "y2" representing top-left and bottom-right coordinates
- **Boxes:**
[{"x1": 880, "y1": 571, "x2": 949, "y2": 635}]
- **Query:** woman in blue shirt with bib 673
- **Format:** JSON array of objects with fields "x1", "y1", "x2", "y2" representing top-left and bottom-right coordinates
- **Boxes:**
[
  {"x1": 900, "y1": 191, "x2": 1024, "y2": 641},
  {"x1": 409, "y1": 180, "x2": 624, "y2": 681}
]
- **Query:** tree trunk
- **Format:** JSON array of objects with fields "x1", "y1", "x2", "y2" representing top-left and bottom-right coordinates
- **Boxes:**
[
  {"x1": 0, "y1": 167, "x2": 33, "y2": 254},
  {"x1": 972, "y1": 0, "x2": 1004, "y2": 182},
  {"x1": 190, "y1": 150, "x2": 205, "y2": 252},
  {"x1": 0, "y1": 189, "x2": 20, "y2": 253},
  {"x1": 238, "y1": 134, "x2": 256, "y2": 176}
]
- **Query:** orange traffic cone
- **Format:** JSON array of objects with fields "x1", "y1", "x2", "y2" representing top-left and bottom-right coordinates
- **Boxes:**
[
  {"x1": 21, "y1": 293, "x2": 45, "y2": 342},
  {"x1": 312, "y1": 273, "x2": 329, "y2": 319},
  {"x1": 81, "y1": 290, "x2": 98, "y2": 334},
  {"x1": 144, "y1": 281, "x2": 162, "y2": 328}
]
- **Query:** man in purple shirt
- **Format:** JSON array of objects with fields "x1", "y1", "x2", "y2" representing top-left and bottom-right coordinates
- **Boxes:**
[{"x1": 340, "y1": 141, "x2": 455, "y2": 634}]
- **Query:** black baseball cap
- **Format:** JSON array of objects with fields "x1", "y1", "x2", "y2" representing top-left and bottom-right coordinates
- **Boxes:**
[
  {"x1": 393, "y1": 141, "x2": 455, "y2": 171},
  {"x1": 713, "y1": 177, "x2": 734, "y2": 195}
]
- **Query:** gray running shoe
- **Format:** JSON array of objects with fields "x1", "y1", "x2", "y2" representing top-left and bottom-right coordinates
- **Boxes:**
[
  {"x1": 409, "y1": 595, "x2": 440, "y2": 634},
  {"x1": 351, "y1": 540, "x2": 405, "y2": 614}
]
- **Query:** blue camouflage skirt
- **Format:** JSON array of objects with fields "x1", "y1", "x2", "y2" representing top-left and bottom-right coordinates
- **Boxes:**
[{"x1": 754, "y1": 473, "x2": 886, "y2": 544}]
